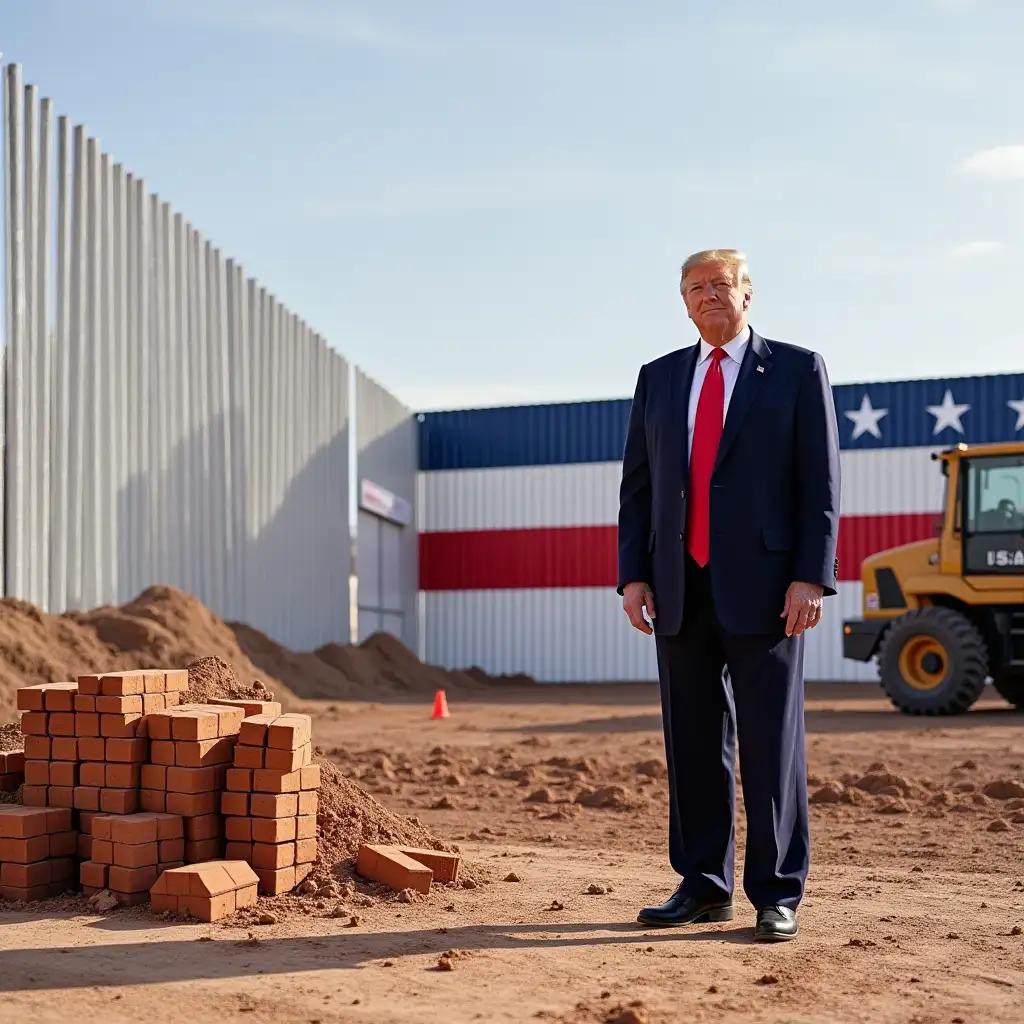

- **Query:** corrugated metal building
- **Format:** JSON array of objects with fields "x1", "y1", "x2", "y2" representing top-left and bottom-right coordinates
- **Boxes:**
[{"x1": 417, "y1": 370, "x2": 1024, "y2": 683}]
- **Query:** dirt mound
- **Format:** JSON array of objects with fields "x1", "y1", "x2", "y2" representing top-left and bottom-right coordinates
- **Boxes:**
[{"x1": 181, "y1": 656, "x2": 275, "y2": 706}]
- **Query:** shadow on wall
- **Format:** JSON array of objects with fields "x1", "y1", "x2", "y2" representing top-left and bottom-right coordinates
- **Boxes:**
[{"x1": 117, "y1": 410, "x2": 351, "y2": 650}]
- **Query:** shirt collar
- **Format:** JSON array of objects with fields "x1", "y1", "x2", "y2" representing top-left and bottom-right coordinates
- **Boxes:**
[{"x1": 699, "y1": 325, "x2": 750, "y2": 364}]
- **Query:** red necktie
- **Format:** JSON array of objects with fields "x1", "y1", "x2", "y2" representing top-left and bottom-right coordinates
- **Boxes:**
[{"x1": 687, "y1": 348, "x2": 726, "y2": 567}]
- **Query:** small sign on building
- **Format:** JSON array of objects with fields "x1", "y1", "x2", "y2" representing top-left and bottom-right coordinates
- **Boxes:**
[{"x1": 359, "y1": 478, "x2": 412, "y2": 527}]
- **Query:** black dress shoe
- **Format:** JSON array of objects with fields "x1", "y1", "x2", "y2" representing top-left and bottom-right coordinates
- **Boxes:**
[
  {"x1": 754, "y1": 905, "x2": 798, "y2": 941},
  {"x1": 637, "y1": 884, "x2": 733, "y2": 927}
]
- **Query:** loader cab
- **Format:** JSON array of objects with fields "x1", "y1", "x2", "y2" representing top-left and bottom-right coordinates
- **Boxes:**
[{"x1": 959, "y1": 451, "x2": 1024, "y2": 574}]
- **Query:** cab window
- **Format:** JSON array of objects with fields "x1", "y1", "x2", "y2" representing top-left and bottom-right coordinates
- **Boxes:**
[{"x1": 965, "y1": 455, "x2": 1024, "y2": 534}]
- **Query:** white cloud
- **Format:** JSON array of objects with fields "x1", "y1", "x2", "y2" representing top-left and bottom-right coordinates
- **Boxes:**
[
  {"x1": 947, "y1": 240, "x2": 1006, "y2": 260},
  {"x1": 958, "y1": 145, "x2": 1024, "y2": 181}
]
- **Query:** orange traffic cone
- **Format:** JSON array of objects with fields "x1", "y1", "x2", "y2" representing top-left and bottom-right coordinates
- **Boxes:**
[{"x1": 431, "y1": 690, "x2": 450, "y2": 719}]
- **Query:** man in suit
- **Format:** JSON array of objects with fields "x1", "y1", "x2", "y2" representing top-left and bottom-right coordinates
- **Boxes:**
[{"x1": 617, "y1": 249, "x2": 840, "y2": 942}]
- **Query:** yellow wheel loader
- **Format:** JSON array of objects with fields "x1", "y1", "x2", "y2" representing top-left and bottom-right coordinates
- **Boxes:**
[{"x1": 843, "y1": 442, "x2": 1024, "y2": 714}]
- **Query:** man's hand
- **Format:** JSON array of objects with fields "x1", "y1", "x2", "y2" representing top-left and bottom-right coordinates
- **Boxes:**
[
  {"x1": 781, "y1": 582, "x2": 824, "y2": 636},
  {"x1": 623, "y1": 582, "x2": 656, "y2": 635}
]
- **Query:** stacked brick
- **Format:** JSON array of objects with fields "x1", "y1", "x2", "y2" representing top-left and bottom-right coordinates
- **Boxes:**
[
  {"x1": 73, "y1": 670, "x2": 188, "y2": 815},
  {"x1": 80, "y1": 811, "x2": 186, "y2": 906},
  {"x1": 18, "y1": 681, "x2": 82, "y2": 808},
  {"x1": 0, "y1": 806, "x2": 78, "y2": 902},
  {"x1": 0, "y1": 749, "x2": 25, "y2": 792},
  {"x1": 142, "y1": 704, "x2": 248, "y2": 862},
  {"x1": 151, "y1": 860, "x2": 259, "y2": 921},
  {"x1": 221, "y1": 712, "x2": 320, "y2": 894}
]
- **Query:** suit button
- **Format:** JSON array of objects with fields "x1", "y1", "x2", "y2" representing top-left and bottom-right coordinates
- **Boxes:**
[
  {"x1": 680, "y1": 488, "x2": 686, "y2": 498},
  {"x1": 678, "y1": 533, "x2": 684, "y2": 541}
]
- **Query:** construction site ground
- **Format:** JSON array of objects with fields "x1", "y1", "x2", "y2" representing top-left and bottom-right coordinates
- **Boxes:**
[{"x1": 2, "y1": 682, "x2": 1023, "y2": 1024}]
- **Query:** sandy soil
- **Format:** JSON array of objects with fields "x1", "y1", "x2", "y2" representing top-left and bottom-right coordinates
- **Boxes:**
[{"x1": 2, "y1": 683, "x2": 1023, "y2": 1024}]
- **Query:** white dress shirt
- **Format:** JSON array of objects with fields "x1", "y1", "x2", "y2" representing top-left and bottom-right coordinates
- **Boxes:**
[{"x1": 687, "y1": 326, "x2": 750, "y2": 458}]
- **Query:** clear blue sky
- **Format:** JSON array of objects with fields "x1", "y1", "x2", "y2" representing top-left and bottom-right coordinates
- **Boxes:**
[{"x1": 3, "y1": 0, "x2": 1022, "y2": 411}]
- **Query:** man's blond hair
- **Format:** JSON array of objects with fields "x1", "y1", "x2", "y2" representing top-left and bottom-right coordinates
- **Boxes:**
[{"x1": 680, "y1": 249, "x2": 752, "y2": 294}]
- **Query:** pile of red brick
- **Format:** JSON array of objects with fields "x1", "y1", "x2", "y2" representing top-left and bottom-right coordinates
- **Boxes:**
[
  {"x1": 0, "y1": 750, "x2": 25, "y2": 792},
  {"x1": 4, "y1": 671, "x2": 321, "y2": 915},
  {"x1": 0, "y1": 806, "x2": 77, "y2": 902},
  {"x1": 222, "y1": 712, "x2": 320, "y2": 894}
]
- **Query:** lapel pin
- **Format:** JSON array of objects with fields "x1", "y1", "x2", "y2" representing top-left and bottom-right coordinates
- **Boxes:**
[{"x1": 756, "y1": 364, "x2": 765, "y2": 373}]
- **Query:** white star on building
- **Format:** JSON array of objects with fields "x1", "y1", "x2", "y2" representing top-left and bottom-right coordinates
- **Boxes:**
[
  {"x1": 926, "y1": 389, "x2": 970, "y2": 434},
  {"x1": 1009, "y1": 398, "x2": 1024, "y2": 431},
  {"x1": 845, "y1": 394, "x2": 888, "y2": 440}
]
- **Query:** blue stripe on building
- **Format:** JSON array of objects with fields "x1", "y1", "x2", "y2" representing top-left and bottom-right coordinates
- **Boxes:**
[{"x1": 418, "y1": 372, "x2": 1024, "y2": 471}]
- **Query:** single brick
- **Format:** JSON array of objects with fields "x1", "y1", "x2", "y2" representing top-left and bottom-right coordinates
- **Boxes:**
[
  {"x1": 106, "y1": 763, "x2": 142, "y2": 789},
  {"x1": 150, "y1": 892, "x2": 179, "y2": 914},
  {"x1": 234, "y1": 744, "x2": 264, "y2": 769},
  {"x1": 74, "y1": 712, "x2": 101, "y2": 737},
  {"x1": 252, "y1": 840, "x2": 295, "y2": 871},
  {"x1": 153, "y1": 812, "x2": 185, "y2": 841},
  {"x1": 100, "y1": 672, "x2": 146, "y2": 696},
  {"x1": 24, "y1": 760, "x2": 49, "y2": 786},
  {"x1": 77, "y1": 736, "x2": 106, "y2": 761},
  {"x1": 181, "y1": 892, "x2": 235, "y2": 921},
  {"x1": 0, "y1": 834, "x2": 49, "y2": 863},
  {"x1": 221, "y1": 791, "x2": 249, "y2": 817},
  {"x1": 108, "y1": 863, "x2": 159, "y2": 893},
  {"x1": 50, "y1": 831, "x2": 78, "y2": 857},
  {"x1": 165, "y1": 691, "x2": 181, "y2": 708},
  {"x1": 0, "y1": 774, "x2": 21, "y2": 793},
  {"x1": 210, "y1": 698, "x2": 282, "y2": 719},
  {"x1": 49, "y1": 786, "x2": 75, "y2": 808},
  {"x1": 140, "y1": 790, "x2": 167, "y2": 813},
  {"x1": 79, "y1": 762, "x2": 106, "y2": 788},
  {"x1": 165, "y1": 669, "x2": 189, "y2": 692},
  {"x1": 185, "y1": 813, "x2": 222, "y2": 842},
  {"x1": 100, "y1": 788, "x2": 140, "y2": 815},
  {"x1": 15, "y1": 686, "x2": 47, "y2": 712},
  {"x1": 1, "y1": 861, "x2": 52, "y2": 888},
  {"x1": 264, "y1": 743, "x2": 311, "y2": 773},
  {"x1": 43, "y1": 807, "x2": 73, "y2": 832},
  {"x1": 49, "y1": 762, "x2": 78, "y2": 788},
  {"x1": 210, "y1": 706, "x2": 245, "y2": 736},
  {"x1": 23, "y1": 736, "x2": 50, "y2": 760},
  {"x1": 171, "y1": 711, "x2": 220, "y2": 742},
  {"x1": 267, "y1": 714, "x2": 312, "y2": 751},
  {"x1": 106, "y1": 738, "x2": 149, "y2": 763},
  {"x1": 69, "y1": 783, "x2": 95, "y2": 811},
  {"x1": 74, "y1": 693, "x2": 98, "y2": 712},
  {"x1": 51, "y1": 857, "x2": 76, "y2": 884},
  {"x1": 52, "y1": 737, "x2": 80, "y2": 762},
  {"x1": 297, "y1": 791, "x2": 318, "y2": 817},
  {"x1": 357, "y1": 844, "x2": 432, "y2": 895},
  {"x1": 80, "y1": 861, "x2": 109, "y2": 888},
  {"x1": 90, "y1": 815, "x2": 113, "y2": 840},
  {"x1": 77, "y1": 674, "x2": 102, "y2": 695},
  {"x1": 78, "y1": 834, "x2": 93, "y2": 859},
  {"x1": 166, "y1": 765, "x2": 225, "y2": 794},
  {"x1": 21, "y1": 785, "x2": 48, "y2": 806},
  {"x1": 150, "y1": 740, "x2": 176, "y2": 765},
  {"x1": 251, "y1": 816, "x2": 295, "y2": 844},
  {"x1": 235, "y1": 882, "x2": 258, "y2": 909},
  {"x1": 252, "y1": 768, "x2": 301, "y2": 794},
  {"x1": 97, "y1": 695, "x2": 143, "y2": 715},
  {"x1": 20, "y1": 712, "x2": 49, "y2": 736},
  {"x1": 141, "y1": 764, "x2": 167, "y2": 790},
  {"x1": 100, "y1": 713, "x2": 143, "y2": 738},
  {"x1": 0, "y1": 750, "x2": 25, "y2": 772},
  {"x1": 0, "y1": 882, "x2": 61, "y2": 903},
  {"x1": 226, "y1": 767, "x2": 253, "y2": 792},
  {"x1": 224, "y1": 840, "x2": 253, "y2": 861},
  {"x1": 108, "y1": 814, "x2": 160, "y2": 845},
  {"x1": 48, "y1": 713, "x2": 76, "y2": 737},
  {"x1": 399, "y1": 848, "x2": 462, "y2": 884},
  {"x1": 78, "y1": 810, "x2": 102, "y2": 835},
  {"x1": 249, "y1": 793, "x2": 298, "y2": 819},
  {"x1": 91, "y1": 839, "x2": 114, "y2": 864},
  {"x1": 295, "y1": 815, "x2": 316, "y2": 841},
  {"x1": 112, "y1": 889, "x2": 152, "y2": 907},
  {"x1": 159, "y1": 838, "x2": 185, "y2": 862},
  {"x1": 142, "y1": 693, "x2": 167, "y2": 714},
  {"x1": 175, "y1": 737, "x2": 235, "y2": 768},
  {"x1": 295, "y1": 838, "x2": 317, "y2": 865},
  {"x1": 238, "y1": 714, "x2": 276, "y2": 747},
  {"x1": 113, "y1": 841, "x2": 159, "y2": 869},
  {"x1": 145, "y1": 710, "x2": 181, "y2": 742},
  {"x1": 299, "y1": 763, "x2": 321, "y2": 791},
  {"x1": 224, "y1": 816, "x2": 252, "y2": 841},
  {"x1": 167, "y1": 791, "x2": 218, "y2": 817},
  {"x1": 142, "y1": 670, "x2": 170, "y2": 694},
  {"x1": 255, "y1": 864, "x2": 296, "y2": 896},
  {"x1": 185, "y1": 837, "x2": 223, "y2": 862},
  {"x1": 185, "y1": 861, "x2": 238, "y2": 896}
]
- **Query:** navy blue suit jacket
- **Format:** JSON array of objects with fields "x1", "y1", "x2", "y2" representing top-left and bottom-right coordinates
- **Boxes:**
[{"x1": 617, "y1": 330, "x2": 841, "y2": 636}]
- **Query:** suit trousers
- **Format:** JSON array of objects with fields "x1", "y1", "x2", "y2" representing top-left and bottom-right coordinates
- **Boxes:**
[{"x1": 654, "y1": 554, "x2": 810, "y2": 910}]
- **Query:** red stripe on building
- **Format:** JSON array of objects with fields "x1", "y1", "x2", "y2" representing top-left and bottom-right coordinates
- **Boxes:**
[{"x1": 418, "y1": 513, "x2": 941, "y2": 591}]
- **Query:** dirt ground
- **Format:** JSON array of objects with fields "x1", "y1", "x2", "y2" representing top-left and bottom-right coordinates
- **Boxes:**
[{"x1": 2, "y1": 682, "x2": 1023, "y2": 1024}]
